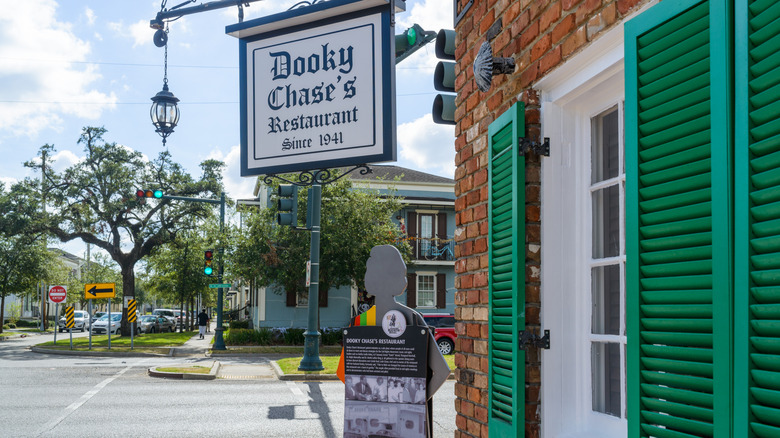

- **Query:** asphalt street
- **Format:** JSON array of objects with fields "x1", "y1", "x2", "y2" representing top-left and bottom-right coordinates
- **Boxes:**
[{"x1": 0, "y1": 331, "x2": 457, "y2": 437}]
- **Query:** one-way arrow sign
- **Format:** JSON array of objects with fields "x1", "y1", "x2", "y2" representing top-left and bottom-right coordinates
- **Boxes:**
[{"x1": 84, "y1": 283, "x2": 116, "y2": 299}]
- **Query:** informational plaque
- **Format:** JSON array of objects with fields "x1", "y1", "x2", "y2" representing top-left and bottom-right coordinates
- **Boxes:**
[{"x1": 343, "y1": 325, "x2": 429, "y2": 438}]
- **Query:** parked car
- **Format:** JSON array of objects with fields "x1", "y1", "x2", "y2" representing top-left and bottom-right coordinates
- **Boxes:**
[
  {"x1": 139, "y1": 315, "x2": 174, "y2": 333},
  {"x1": 152, "y1": 309, "x2": 176, "y2": 325},
  {"x1": 58, "y1": 310, "x2": 91, "y2": 332},
  {"x1": 91, "y1": 314, "x2": 138, "y2": 335},
  {"x1": 423, "y1": 314, "x2": 457, "y2": 355},
  {"x1": 90, "y1": 312, "x2": 107, "y2": 324}
]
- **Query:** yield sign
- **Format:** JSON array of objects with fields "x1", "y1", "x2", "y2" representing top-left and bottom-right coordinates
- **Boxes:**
[{"x1": 48, "y1": 285, "x2": 67, "y2": 304}]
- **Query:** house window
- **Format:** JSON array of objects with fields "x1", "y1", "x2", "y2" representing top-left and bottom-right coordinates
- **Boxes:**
[
  {"x1": 589, "y1": 105, "x2": 626, "y2": 418},
  {"x1": 297, "y1": 290, "x2": 308, "y2": 307},
  {"x1": 419, "y1": 214, "x2": 434, "y2": 256},
  {"x1": 416, "y1": 275, "x2": 435, "y2": 308}
]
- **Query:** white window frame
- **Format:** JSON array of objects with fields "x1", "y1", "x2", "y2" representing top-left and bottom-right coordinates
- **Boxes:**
[
  {"x1": 533, "y1": 4, "x2": 656, "y2": 433},
  {"x1": 415, "y1": 272, "x2": 437, "y2": 309}
]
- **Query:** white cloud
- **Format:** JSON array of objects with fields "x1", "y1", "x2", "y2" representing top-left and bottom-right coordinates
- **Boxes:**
[
  {"x1": 85, "y1": 7, "x2": 96, "y2": 25},
  {"x1": 129, "y1": 19, "x2": 151, "y2": 47},
  {"x1": 0, "y1": 176, "x2": 18, "y2": 189},
  {"x1": 49, "y1": 149, "x2": 82, "y2": 173},
  {"x1": 397, "y1": 115, "x2": 455, "y2": 178},
  {"x1": 208, "y1": 145, "x2": 257, "y2": 200},
  {"x1": 0, "y1": 0, "x2": 117, "y2": 137}
]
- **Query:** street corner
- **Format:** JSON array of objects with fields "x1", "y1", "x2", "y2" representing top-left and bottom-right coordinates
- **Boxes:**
[{"x1": 148, "y1": 360, "x2": 220, "y2": 380}]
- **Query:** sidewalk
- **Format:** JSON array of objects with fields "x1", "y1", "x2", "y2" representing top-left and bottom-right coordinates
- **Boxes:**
[{"x1": 170, "y1": 323, "x2": 215, "y2": 357}]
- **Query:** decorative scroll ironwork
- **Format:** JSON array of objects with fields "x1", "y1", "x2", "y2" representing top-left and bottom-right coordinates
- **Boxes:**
[
  {"x1": 262, "y1": 165, "x2": 373, "y2": 187},
  {"x1": 289, "y1": 0, "x2": 326, "y2": 10}
]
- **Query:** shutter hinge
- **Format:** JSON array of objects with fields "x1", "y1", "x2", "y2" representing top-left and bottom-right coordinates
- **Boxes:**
[
  {"x1": 518, "y1": 329, "x2": 550, "y2": 350},
  {"x1": 518, "y1": 137, "x2": 550, "y2": 157}
]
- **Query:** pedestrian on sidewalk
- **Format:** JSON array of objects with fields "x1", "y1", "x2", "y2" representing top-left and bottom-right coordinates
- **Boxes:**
[{"x1": 197, "y1": 309, "x2": 209, "y2": 340}]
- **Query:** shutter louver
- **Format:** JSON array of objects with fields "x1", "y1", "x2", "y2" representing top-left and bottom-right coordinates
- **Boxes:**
[
  {"x1": 737, "y1": 0, "x2": 780, "y2": 434},
  {"x1": 406, "y1": 273, "x2": 417, "y2": 308},
  {"x1": 487, "y1": 102, "x2": 525, "y2": 435},
  {"x1": 627, "y1": 1, "x2": 733, "y2": 436}
]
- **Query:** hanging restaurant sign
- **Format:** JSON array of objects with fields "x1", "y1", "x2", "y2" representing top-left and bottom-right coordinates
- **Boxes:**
[{"x1": 226, "y1": 0, "x2": 401, "y2": 176}]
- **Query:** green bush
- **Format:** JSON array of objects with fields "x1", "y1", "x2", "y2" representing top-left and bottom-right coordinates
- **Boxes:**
[
  {"x1": 3, "y1": 324, "x2": 9, "y2": 330},
  {"x1": 4, "y1": 323, "x2": 16, "y2": 329},
  {"x1": 320, "y1": 327, "x2": 343, "y2": 345},
  {"x1": 14, "y1": 320, "x2": 38, "y2": 328},
  {"x1": 229, "y1": 320, "x2": 250, "y2": 330},
  {"x1": 283, "y1": 328, "x2": 305, "y2": 345},
  {"x1": 256, "y1": 327, "x2": 273, "y2": 345},
  {"x1": 225, "y1": 328, "x2": 272, "y2": 346}
]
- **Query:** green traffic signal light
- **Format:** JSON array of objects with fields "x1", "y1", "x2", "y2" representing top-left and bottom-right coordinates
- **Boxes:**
[
  {"x1": 204, "y1": 249, "x2": 214, "y2": 276},
  {"x1": 154, "y1": 190, "x2": 163, "y2": 198},
  {"x1": 407, "y1": 26, "x2": 417, "y2": 46}
]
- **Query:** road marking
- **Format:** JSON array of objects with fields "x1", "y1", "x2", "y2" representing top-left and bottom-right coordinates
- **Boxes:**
[
  {"x1": 35, "y1": 359, "x2": 149, "y2": 436},
  {"x1": 286, "y1": 381, "x2": 307, "y2": 401}
]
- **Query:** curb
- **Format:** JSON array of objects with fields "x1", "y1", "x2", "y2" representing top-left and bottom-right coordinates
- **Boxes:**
[{"x1": 148, "y1": 361, "x2": 220, "y2": 380}]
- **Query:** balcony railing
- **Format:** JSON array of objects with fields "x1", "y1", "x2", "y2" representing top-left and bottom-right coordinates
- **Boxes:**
[{"x1": 399, "y1": 236, "x2": 455, "y2": 261}]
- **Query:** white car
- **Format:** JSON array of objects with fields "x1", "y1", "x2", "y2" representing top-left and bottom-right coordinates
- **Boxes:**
[
  {"x1": 91, "y1": 314, "x2": 125, "y2": 335},
  {"x1": 58, "y1": 310, "x2": 90, "y2": 332}
]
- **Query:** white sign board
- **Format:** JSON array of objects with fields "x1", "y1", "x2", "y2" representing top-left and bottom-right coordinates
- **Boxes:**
[
  {"x1": 48, "y1": 285, "x2": 67, "y2": 304},
  {"x1": 228, "y1": 0, "x2": 397, "y2": 176}
]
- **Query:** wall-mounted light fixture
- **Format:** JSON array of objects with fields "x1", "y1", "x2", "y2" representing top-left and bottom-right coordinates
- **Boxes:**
[{"x1": 473, "y1": 41, "x2": 515, "y2": 93}]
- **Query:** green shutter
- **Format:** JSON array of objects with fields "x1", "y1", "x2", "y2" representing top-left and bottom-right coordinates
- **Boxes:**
[
  {"x1": 736, "y1": 0, "x2": 780, "y2": 435},
  {"x1": 626, "y1": 0, "x2": 733, "y2": 436},
  {"x1": 487, "y1": 102, "x2": 525, "y2": 434}
]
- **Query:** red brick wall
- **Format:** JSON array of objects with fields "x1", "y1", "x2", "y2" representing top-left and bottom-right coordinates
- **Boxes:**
[{"x1": 452, "y1": 0, "x2": 651, "y2": 436}]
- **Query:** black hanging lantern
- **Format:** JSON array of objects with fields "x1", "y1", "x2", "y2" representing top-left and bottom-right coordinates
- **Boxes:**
[
  {"x1": 150, "y1": 82, "x2": 179, "y2": 145},
  {"x1": 150, "y1": 27, "x2": 179, "y2": 146}
]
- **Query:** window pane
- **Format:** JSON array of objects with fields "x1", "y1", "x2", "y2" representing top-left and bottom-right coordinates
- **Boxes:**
[
  {"x1": 592, "y1": 185, "x2": 620, "y2": 258},
  {"x1": 417, "y1": 275, "x2": 435, "y2": 307},
  {"x1": 592, "y1": 342, "x2": 621, "y2": 417},
  {"x1": 592, "y1": 265, "x2": 621, "y2": 335},
  {"x1": 592, "y1": 107, "x2": 620, "y2": 183}
]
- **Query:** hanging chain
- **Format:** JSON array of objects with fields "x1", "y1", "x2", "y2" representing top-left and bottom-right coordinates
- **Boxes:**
[{"x1": 163, "y1": 25, "x2": 169, "y2": 86}]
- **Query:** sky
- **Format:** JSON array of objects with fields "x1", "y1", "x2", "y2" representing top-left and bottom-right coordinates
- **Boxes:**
[{"x1": 0, "y1": 0, "x2": 455, "y2": 258}]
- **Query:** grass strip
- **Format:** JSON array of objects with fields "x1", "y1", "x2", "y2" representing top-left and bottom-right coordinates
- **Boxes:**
[
  {"x1": 156, "y1": 365, "x2": 211, "y2": 374},
  {"x1": 37, "y1": 331, "x2": 195, "y2": 349},
  {"x1": 276, "y1": 356, "x2": 340, "y2": 374}
]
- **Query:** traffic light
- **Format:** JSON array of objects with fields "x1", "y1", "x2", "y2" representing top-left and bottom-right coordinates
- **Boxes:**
[
  {"x1": 432, "y1": 29, "x2": 457, "y2": 125},
  {"x1": 204, "y1": 249, "x2": 214, "y2": 276},
  {"x1": 276, "y1": 185, "x2": 299, "y2": 226},
  {"x1": 395, "y1": 24, "x2": 436, "y2": 64},
  {"x1": 136, "y1": 189, "x2": 163, "y2": 199}
]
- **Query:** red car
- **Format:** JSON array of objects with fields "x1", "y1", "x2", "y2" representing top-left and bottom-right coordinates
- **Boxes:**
[{"x1": 423, "y1": 314, "x2": 457, "y2": 355}]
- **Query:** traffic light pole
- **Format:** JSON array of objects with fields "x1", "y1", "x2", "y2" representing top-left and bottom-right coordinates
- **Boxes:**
[
  {"x1": 161, "y1": 191, "x2": 227, "y2": 350},
  {"x1": 299, "y1": 181, "x2": 323, "y2": 371},
  {"x1": 265, "y1": 166, "x2": 371, "y2": 372}
]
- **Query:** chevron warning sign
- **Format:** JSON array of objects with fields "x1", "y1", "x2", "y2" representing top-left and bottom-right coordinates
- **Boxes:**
[
  {"x1": 65, "y1": 306, "x2": 75, "y2": 329},
  {"x1": 127, "y1": 300, "x2": 137, "y2": 323}
]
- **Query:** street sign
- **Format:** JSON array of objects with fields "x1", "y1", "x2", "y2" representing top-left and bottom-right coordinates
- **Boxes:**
[
  {"x1": 65, "y1": 306, "x2": 75, "y2": 329},
  {"x1": 127, "y1": 300, "x2": 137, "y2": 323},
  {"x1": 209, "y1": 283, "x2": 231, "y2": 289},
  {"x1": 48, "y1": 285, "x2": 67, "y2": 304},
  {"x1": 84, "y1": 283, "x2": 116, "y2": 299}
]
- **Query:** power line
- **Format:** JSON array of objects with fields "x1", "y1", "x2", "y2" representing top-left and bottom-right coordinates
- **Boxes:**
[
  {"x1": 0, "y1": 92, "x2": 436, "y2": 105},
  {"x1": 0, "y1": 100, "x2": 238, "y2": 105},
  {"x1": 0, "y1": 57, "x2": 236, "y2": 70}
]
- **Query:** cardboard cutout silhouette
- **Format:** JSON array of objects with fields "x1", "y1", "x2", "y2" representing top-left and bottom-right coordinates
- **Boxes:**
[{"x1": 339, "y1": 245, "x2": 450, "y2": 399}]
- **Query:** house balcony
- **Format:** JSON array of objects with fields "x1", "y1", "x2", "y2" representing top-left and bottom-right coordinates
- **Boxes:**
[{"x1": 404, "y1": 236, "x2": 455, "y2": 264}]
